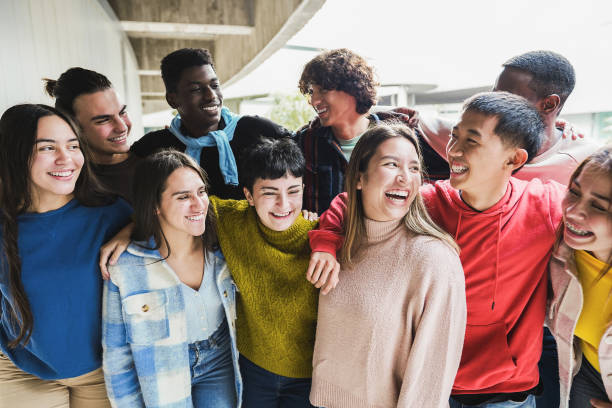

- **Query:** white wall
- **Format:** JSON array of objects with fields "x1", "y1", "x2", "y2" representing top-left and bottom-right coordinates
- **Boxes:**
[{"x1": 0, "y1": 0, "x2": 143, "y2": 140}]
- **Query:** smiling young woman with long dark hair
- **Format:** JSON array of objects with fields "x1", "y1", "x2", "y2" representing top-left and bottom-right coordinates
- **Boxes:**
[{"x1": 0, "y1": 104, "x2": 131, "y2": 407}]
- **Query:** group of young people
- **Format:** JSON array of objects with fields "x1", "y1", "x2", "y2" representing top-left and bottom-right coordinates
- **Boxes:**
[{"x1": 0, "y1": 44, "x2": 609, "y2": 408}]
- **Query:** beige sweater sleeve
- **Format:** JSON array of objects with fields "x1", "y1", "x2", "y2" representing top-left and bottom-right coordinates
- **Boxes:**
[{"x1": 397, "y1": 242, "x2": 466, "y2": 408}]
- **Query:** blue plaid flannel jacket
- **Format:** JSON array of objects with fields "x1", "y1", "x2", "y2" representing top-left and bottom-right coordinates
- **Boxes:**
[{"x1": 102, "y1": 240, "x2": 241, "y2": 407}]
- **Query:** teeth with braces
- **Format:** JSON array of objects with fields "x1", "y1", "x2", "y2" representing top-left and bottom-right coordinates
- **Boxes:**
[{"x1": 565, "y1": 221, "x2": 590, "y2": 236}]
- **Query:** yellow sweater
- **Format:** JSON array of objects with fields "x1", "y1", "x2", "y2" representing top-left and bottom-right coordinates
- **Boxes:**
[
  {"x1": 210, "y1": 197, "x2": 318, "y2": 378},
  {"x1": 574, "y1": 250, "x2": 612, "y2": 372}
]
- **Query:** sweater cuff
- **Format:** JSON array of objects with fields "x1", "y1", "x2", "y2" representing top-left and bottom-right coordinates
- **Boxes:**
[{"x1": 308, "y1": 230, "x2": 343, "y2": 256}]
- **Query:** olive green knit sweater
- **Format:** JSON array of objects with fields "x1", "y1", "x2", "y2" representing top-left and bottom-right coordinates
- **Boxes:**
[{"x1": 210, "y1": 197, "x2": 318, "y2": 378}]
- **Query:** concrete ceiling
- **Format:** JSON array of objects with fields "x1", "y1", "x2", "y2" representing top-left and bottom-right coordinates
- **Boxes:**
[{"x1": 107, "y1": 0, "x2": 325, "y2": 113}]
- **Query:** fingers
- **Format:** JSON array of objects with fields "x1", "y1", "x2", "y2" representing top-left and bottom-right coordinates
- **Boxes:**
[
  {"x1": 320, "y1": 261, "x2": 340, "y2": 295},
  {"x1": 301, "y1": 210, "x2": 319, "y2": 221},
  {"x1": 99, "y1": 245, "x2": 113, "y2": 280},
  {"x1": 306, "y1": 256, "x2": 318, "y2": 281}
]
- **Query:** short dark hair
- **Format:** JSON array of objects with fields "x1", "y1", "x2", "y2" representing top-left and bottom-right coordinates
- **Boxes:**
[
  {"x1": 239, "y1": 137, "x2": 305, "y2": 192},
  {"x1": 161, "y1": 48, "x2": 214, "y2": 93},
  {"x1": 298, "y1": 48, "x2": 378, "y2": 115},
  {"x1": 463, "y1": 92, "x2": 544, "y2": 165},
  {"x1": 43, "y1": 67, "x2": 112, "y2": 116},
  {"x1": 131, "y1": 149, "x2": 217, "y2": 254},
  {"x1": 502, "y1": 50, "x2": 575, "y2": 106}
]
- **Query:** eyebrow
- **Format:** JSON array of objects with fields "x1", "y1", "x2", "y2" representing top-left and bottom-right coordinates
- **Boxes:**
[
  {"x1": 260, "y1": 184, "x2": 302, "y2": 191},
  {"x1": 451, "y1": 126, "x2": 482, "y2": 137},
  {"x1": 35, "y1": 138, "x2": 78, "y2": 144},
  {"x1": 572, "y1": 180, "x2": 611, "y2": 202},
  {"x1": 171, "y1": 188, "x2": 203, "y2": 196}
]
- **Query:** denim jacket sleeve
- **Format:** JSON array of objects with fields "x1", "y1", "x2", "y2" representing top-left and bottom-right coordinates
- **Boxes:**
[{"x1": 102, "y1": 279, "x2": 145, "y2": 408}]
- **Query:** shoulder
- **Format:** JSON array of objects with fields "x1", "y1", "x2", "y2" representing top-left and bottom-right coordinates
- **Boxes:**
[
  {"x1": 519, "y1": 178, "x2": 566, "y2": 202},
  {"x1": 236, "y1": 115, "x2": 293, "y2": 137},
  {"x1": 404, "y1": 234, "x2": 465, "y2": 287},
  {"x1": 130, "y1": 128, "x2": 181, "y2": 156},
  {"x1": 108, "y1": 242, "x2": 161, "y2": 288},
  {"x1": 209, "y1": 196, "x2": 249, "y2": 218},
  {"x1": 557, "y1": 136, "x2": 602, "y2": 163}
]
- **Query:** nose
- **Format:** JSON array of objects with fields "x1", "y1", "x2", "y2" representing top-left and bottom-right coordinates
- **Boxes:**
[
  {"x1": 113, "y1": 116, "x2": 128, "y2": 133},
  {"x1": 191, "y1": 194, "x2": 208, "y2": 210},
  {"x1": 309, "y1": 90, "x2": 321, "y2": 106},
  {"x1": 55, "y1": 146, "x2": 71, "y2": 164},
  {"x1": 565, "y1": 197, "x2": 587, "y2": 220},
  {"x1": 277, "y1": 192, "x2": 289, "y2": 208},
  {"x1": 446, "y1": 137, "x2": 462, "y2": 159}
]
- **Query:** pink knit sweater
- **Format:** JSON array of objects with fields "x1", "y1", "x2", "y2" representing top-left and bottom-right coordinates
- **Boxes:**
[{"x1": 310, "y1": 218, "x2": 466, "y2": 408}]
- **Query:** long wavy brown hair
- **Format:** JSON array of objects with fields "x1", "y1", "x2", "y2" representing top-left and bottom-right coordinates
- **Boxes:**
[
  {"x1": 0, "y1": 104, "x2": 111, "y2": 348},
  {"x1": 341, "y1": 123, "x2": 459, "y2": 265}
]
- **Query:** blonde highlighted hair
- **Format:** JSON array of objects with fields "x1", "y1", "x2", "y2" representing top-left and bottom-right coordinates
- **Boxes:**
[{"x1": 340, "y1": 123, "x2": 459, "y2": 265}]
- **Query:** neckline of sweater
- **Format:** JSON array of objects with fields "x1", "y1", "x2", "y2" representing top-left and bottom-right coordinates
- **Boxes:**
[
  {"x1": 254, "y1": 209, "x2": 314, "y2": 250},
  {"x1": 364, "y1": 217, "x2": 404, "y2": 243}
]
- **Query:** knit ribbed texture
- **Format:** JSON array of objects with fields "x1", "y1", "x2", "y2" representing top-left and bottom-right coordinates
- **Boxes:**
[
  {"x1": 210, "y1": 197, "x2": 318, "y2": 378},
  {"x1": 310, "y1": 218, "x2": 466, "y2": 408}
]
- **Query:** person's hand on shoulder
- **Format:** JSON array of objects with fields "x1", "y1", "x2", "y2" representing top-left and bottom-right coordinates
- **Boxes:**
[
  {"x1": 302, "y1": 209, "x2": 319, "y2": 221},
  {"x1": 99, "y1": 223, "x2": 134, "y2": 280},
  {"x1": 306, "y1": 251, "x2": 340, "y2": 295},
  {"x1": 392, "y1": 107, "x2": 420, "y2": 128},
  {"x1": 557, "y1": 119, "x2": 584, "y2": 140}
]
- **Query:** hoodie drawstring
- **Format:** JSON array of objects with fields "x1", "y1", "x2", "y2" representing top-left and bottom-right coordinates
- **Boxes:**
[{"x1": 492, "y1": 213, "x2": 502, "y2": 311}]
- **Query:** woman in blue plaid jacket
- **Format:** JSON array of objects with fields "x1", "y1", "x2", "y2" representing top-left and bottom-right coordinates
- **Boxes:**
[{"x1": 102, "y1": 150, "x2": 241, "y2": 408}]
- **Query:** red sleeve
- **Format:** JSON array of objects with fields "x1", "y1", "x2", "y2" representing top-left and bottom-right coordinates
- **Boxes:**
[
  {"x1": 308, "y1": 192, "x2": 348, "y2": 255},
  {"x1": 546, "y1": 180, "x2": 566, "y2": 233}
]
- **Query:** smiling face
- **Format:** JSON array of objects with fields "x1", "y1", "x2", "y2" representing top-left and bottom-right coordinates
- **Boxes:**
[
  {"x1": 157, "y1": 167, "x2": 209, "y2": 239},
  {"x1": 29, "y1": 115, "x2": 84, "y2": 212},
  {"x1": 563, "y1": 163, "x2": 612, "y2": 261},
  {"x1": 73, "y1": 88, "x2": 131, "y2": 160},
  {"x1": 357, "y1": 137, "x2": 420, "y2": 222},
  {"x1": 166, "y1": 64, "x2": 223, "y2": 134},
  {"x1": 243, "y1": 173, "x2": 303, "y2": 231},
  {"x1": 447, "y1": 110, "x2": 523, "y2": 202},
  {"x1": 307, "y1": 84, "x2": 358, "y2": 129}
]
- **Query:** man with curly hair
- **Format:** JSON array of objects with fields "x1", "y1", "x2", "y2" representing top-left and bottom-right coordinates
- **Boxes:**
[{"x1": 296, "y1": 48, "x2": 383, "y2": 213}]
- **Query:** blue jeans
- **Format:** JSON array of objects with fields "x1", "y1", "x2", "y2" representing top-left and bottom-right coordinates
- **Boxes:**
[
  {"x1": 536, "y1": 327, "x2": 560, "y2": 408},
  {"x1": 450, "y1": 395, "x2": 536, "y2": 408},
  {"x1": 189, "y1": 320, "x2": 237, "y2": 408},
  {"x1": 569, "y1": 355, "x2": 609, "y2": 408},
  {"x1": 239, "y1": 354, "x2": 314, "y2": 408}
]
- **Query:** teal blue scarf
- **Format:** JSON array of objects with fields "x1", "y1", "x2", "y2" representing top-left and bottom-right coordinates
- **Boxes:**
[{"x1": 169, "y1": 107, "x2": 242, "y2": 185}]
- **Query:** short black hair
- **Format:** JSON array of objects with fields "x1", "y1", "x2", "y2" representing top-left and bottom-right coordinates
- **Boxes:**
[
  {"x1": 161, "y1": 48, "x2": 214, "y2": 93},
  {"x1": 502, "y1": 50, "x2": 575, "y2": 106},
  {"x1": 463, "y1": 92, "x2": 544, "y2": 165},
  {"x1": 43, "y1": 67, "x2": 112, "y2": 116},
  {"x1": 240, "y1": 137, "x2": 305, "y2": 191}
]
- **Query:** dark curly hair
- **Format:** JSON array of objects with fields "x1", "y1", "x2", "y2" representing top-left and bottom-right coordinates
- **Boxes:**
[{"x1": 298, "y1": 48, "x2": 378, "y2": 115}]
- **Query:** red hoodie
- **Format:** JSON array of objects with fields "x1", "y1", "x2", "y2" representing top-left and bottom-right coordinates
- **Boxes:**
[{"x1": 309, "y1": 177, "x2": 565, "y2": 395}]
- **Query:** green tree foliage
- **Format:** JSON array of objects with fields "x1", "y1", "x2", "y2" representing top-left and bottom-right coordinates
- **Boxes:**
[{"x1": 268, "y1": 92, "x2": 314, "y2": 131}]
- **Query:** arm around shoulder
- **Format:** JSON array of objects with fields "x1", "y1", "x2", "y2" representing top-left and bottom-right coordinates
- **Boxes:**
[{"x1": 308, "y1": 192, "x2": 348, "y2": 254}]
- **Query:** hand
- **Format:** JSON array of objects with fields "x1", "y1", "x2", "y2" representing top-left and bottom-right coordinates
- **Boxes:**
[
  {"x1": 99, "y1": 223, "x2": 133, "y2": 280},
  {"x1": 302, "y1": 209, "x2": 319, "y2": 221},
  {"x1": 392, "y1": 107, "x2": 420, "y2": 128},
  {"x1": 306, "y1": 251, "x2": 340, "y2": 295},
  {"x1": 591, "y1": 399, "x2": 612, "y2": 407},
  {"x1": 556, "y1": 119, "x2": 584, "y2": 140}
]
